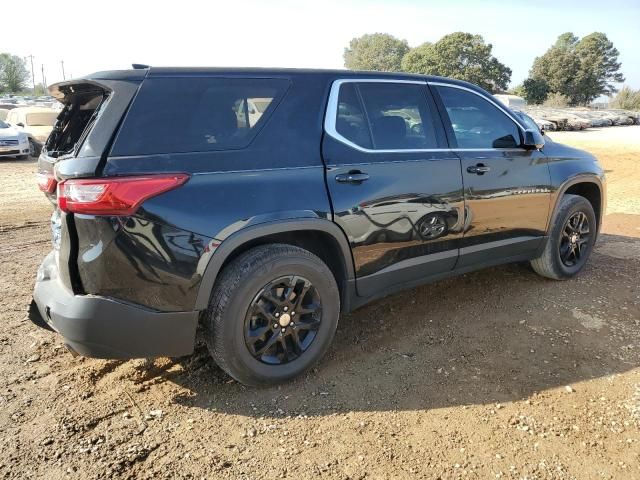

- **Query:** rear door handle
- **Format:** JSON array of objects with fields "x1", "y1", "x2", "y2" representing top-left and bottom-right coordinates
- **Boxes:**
[
  {"x1": 335, "y1": 171, "x2": 369, "y2": 184},
  {"x1": 467, "y1": 163, "x2": 491, "y2": 175}
]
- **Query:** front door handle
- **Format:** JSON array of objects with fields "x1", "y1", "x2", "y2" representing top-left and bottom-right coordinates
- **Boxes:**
[
  {"x1": 335, "y1": 171, "x2": 369, "y2": 184},
  {"x1": 467, "y1": 163, "x2": 491, "y2": 175}
]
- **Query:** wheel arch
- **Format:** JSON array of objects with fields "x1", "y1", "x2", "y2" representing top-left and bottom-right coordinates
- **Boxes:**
[
  {"x1": 548, "y1": 175, "x2": 605, "y2": 234},
  {"x1": 194, "y1": 219, "x2": 356, "y2": 312}
]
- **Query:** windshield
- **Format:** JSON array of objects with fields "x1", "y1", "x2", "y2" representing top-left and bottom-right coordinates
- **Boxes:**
[
  {"x1": 0, "y1": 120, "x2": 8, "y2": 129},
  {"x1": 26, "y1": 112, "x2": 57, "y2": 127},
  {"x1": 515, "y1": 111, "x2": 539, "y2": 131}
]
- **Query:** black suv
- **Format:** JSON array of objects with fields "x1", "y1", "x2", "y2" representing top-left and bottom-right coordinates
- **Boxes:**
[{"x1": 30, "y1": 68, "x2": 605, "y2": 385}]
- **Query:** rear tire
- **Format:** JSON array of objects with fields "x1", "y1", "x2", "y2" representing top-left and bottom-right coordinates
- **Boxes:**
[
  {"x1": 204, "y1": 244, "x2": 340, "y2": 386},
  {"x1": 531, "y1": 194, "x2": 597, "y2": 280}
]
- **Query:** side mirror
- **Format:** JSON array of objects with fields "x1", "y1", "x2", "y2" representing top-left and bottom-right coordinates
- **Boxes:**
[
  {"x1": 523, "y1": 128, "x2": 545, "y2": 149},
  {"x1": 16, "y1": 122, "x2": 25, "y2": 127}
]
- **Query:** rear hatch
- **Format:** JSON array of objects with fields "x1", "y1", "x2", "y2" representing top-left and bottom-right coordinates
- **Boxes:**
[
  {"x1": 37, "y1": 71, "x2": 145, "y2": 291},
  {"x1": 38, "y1": 71, "x2": 146, "y2": 201}
]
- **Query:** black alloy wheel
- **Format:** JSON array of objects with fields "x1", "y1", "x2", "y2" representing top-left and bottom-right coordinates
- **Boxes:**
[
  {"x1": 559, "y1": 211, "x2": 590, "y2": 267},
  {"x1": 205, "y1": 244, "x2": 340, "y2": 386},
  {"x1": 530, "y1": 194, "x2": 597, "y2": 280},
  {"x1": 244, "y1": 275, "x2": 322, "y2": 365}
]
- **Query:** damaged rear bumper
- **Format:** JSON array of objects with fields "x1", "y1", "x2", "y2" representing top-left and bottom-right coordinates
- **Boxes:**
[{"x1": 29, "y1": 252, "x2": 198, "y2": 359}]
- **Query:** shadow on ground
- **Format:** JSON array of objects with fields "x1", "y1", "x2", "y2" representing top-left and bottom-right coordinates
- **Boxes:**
[{"x1": 86, "y1": 232, "x2": 640, "y2": 418}]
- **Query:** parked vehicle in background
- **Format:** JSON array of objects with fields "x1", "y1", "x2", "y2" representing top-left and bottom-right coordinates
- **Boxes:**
[
  {"x1": 533, "y1": 116, "x2": 555, "y2": 131},
  {"x1": 608, "y1": 109, "x2": 639, "y2": 125},
  {"x1": 6, "y1": 107, "x2": 58, "y2": 156},
  {"x1": 29, "y1": 68, "x2": 605, "y2": 386},
  {"x1": 513, "y1": 110, "x2": 548, "y2": 133},
  {"x1": 494, "y1": 94, "x2": 526, "y2": 110},
  {"x1": 525, "y1": 109, "x2": 569, "y2": 131},
  {"x1": 524, "y1": 106, "x2": 640, "y2": 130},
  {"x1": 0, "y1": 119, "x2": 32, "y2": 159}
]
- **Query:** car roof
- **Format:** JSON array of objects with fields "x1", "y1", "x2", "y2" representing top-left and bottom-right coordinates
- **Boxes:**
[{"x1": 73, "y1": 67, "x2": 491, "y2": 95}]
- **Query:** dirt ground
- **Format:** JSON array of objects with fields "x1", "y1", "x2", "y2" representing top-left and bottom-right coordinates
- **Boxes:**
[{"x1": 1, "y1": 127, "x2": 639, "y2": 480}]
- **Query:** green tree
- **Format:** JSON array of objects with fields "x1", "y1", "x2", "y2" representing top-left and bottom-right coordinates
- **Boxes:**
[
  {"x1": 573, "y1": 32, "x2": 625, "y2": 103},
  {"x1": 519, "y1": 77, "x2": 550, "y2": 104},
  {"x1": 0, "y1": 54, "x2": 30, "y2": 93},
  {"x1": 530, "y1": 32, "x2": 624, "y2": 105},
  {"x1": 610, "y1": 86, "x2": 640, "y2": 110},
  {"x1": 530, "y1": 34, "x2": 580, "y2": 101},
  {"x1": 509, "y1": 84, "x2": 525, "y2": 96},
  {"x1": 400, "y1": 32, "x2": 511, "y2": 92},
  {"x1": 343, "y1": 33, "x2": 410, "y2": 72},
  {"x1": 400, "y1": 42, "x2": 432, "y2": 73}
]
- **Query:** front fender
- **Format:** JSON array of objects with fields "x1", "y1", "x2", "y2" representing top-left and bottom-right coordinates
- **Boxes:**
[
  {"x1": 544, "y1": 142, "x2": 606, "y2": 235},
  {"x1": 546, "y1": 174, "x2": 605, "y2": 235}
]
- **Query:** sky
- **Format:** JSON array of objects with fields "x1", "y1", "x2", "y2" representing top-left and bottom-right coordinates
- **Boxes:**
[{"x1": 3, "y1": 0, "x2": 640, "y2": 91}]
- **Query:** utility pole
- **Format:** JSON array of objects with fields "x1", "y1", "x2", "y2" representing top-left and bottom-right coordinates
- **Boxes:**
[
  {"x1": 41, "y1": 64, "x2": 47, "y2": 90},
  {"x1": 26, "y1": 54, "x2": 36, "y2": 92},
  {"x1": 61, "y1": 60, "x2": 66, "y2": 80}
]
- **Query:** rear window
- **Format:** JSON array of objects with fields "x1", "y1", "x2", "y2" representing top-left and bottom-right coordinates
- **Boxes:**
[{"x1": 113, "y1": 77, "x2": 289, "y2": 155}]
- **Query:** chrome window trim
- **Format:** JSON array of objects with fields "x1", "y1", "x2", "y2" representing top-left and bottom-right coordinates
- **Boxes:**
[
  {"x1": 324, "y1": 78, "x2": 439, "y2": 154},
  {"x1": 324, "y1": 78, "x2": 527, "y2": 154},
  {"x1": 428, "y1": 81, "x2": 527, "y2": 132}
]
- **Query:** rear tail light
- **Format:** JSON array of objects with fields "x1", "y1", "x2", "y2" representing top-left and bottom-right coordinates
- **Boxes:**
[
  {"x1": 57, "y1": 174, "x2": 189, "y2": 215},
  {"x1": 36, "y1": 172, "x2": 57, "y2": 194}
]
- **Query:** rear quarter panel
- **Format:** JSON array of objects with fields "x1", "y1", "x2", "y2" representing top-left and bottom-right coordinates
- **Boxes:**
[{"x1": 74, "y1": 73, "x2": 335, "y2": 311}]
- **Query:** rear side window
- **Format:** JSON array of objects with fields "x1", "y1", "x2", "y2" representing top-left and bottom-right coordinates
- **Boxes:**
[
  {"x1": 333, "y1": 81, "x2": 438, "y2": 150},
  {"x1": 113, "y1": 77, "x2": 288, "y2": 155},
  {"x1": 437, "y1": 86, "x2": 521, "y2": 149}
]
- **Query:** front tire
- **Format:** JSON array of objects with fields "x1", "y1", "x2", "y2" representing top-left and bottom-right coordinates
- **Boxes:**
[
  {"x1": 204, "y1": 244, "x2": 340, "y2": 386},
  {"x1": 531, "y1": 194, "x2": 597, "y2": 280},
  {"x1": 28, "y1": 139, "x2": 39, "y2": 158}
]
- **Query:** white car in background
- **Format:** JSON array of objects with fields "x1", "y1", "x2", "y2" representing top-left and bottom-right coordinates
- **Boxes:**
[
  {"x1": 5, "y1": 107, "x2": 59, "y2": 156},
  {"x1": 0, "y1": 119, "x2": 32, "y2": 159}
]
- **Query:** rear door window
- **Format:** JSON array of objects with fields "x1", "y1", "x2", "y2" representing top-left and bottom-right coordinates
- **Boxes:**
[
  {"x1": 436, "y1": 86, "x2": 521, "y2": 149},
  {"x1": 112, "y1": 77, "x2": 289, "y2": 155},
  {"x1": 335, "y1": 83, "x2": 372, "y2": 149},
  {"x1": 332, "y1": 81, "x2": 438, "y2": 151},
  {"x1": 357, "y1": 83, "x2": 438, "y2": 150}
]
